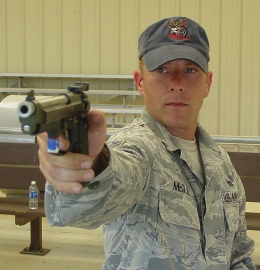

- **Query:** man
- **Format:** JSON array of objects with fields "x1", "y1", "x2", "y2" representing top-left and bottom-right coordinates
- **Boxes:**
[{"x1": 38, "y1": 17, "x2": 255, "y2": 269}]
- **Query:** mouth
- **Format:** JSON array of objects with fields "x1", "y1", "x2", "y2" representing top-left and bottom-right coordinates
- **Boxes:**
[{"x1": 165, "y1": 102, "x2": 188, "y2": 107}]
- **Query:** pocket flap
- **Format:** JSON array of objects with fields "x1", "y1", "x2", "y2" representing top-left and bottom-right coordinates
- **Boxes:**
[{"x1": 159, "y1": 191, "x2": 200, "y2": 230}]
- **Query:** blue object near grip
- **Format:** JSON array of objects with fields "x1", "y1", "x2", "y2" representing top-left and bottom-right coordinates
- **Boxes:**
[{"x1": 47, "y1": 138, "x2": 59, "y2": 153}]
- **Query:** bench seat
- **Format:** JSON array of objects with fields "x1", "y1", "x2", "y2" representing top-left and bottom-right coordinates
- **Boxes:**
[
  {"x1": 228, "y1": 152, "x2": 260, "y2": 233},
  {"x1": 0, "y1": 197, "x2": 49, "y2": 255},
  {"x1": 0, "y1": 142, "x2": 48, "y2": 255}
]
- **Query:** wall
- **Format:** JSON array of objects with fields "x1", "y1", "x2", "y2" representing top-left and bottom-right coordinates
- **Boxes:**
[{"x1": 0, "y1": 0, "x2": 259, "y2": 146}]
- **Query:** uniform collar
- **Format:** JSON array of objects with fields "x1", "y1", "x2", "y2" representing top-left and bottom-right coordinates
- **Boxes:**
[
  {"x1": 138, "y1": 109, "x2": 221, "y2": 155},
  {"x1": 138, "y1": 109, "x2": 179, "y2": 152},
  {"x1": 137, "y1": 109, "x2": 226, "y2": 184}
]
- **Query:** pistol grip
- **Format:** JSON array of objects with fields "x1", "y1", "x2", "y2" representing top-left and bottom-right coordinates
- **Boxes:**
[{"x1": 68, "y1": 115, "x2": 88, "y2": 155}]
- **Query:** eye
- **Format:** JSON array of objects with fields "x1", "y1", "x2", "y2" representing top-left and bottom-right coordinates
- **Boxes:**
[
  {"x1": 185, "y1": 68, "x2": 196, "y2": 73},
  {"x1": 156, "y1": 66, "x2": 167, "y2": 73}
]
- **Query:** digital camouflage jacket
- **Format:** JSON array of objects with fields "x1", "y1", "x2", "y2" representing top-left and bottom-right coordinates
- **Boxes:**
[{"x1": 45, "y1": 109, "x2": 255, "y2": 270}]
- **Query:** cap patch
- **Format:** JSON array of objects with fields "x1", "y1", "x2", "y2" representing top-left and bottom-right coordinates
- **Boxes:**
[{"x1": 168, "y1": 18, "x2": 188, "y2": 40}]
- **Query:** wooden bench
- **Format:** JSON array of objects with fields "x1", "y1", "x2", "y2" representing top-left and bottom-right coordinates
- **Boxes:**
[
  {"x1": 228, "y1": 152, "x2": 260, "y2": 231},
  {"x1": 0, "y1": 142, "x2": 49, "y2": 255}
]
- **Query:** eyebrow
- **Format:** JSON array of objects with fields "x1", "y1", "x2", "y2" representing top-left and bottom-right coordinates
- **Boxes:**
[{"x1": 158, "y1": 60, "x2": 199, "y2": 68}]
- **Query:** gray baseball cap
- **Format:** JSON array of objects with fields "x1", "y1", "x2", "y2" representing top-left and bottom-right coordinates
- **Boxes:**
[{"x1": 138, "y1": 17, "x2": 210, "y2": 73}]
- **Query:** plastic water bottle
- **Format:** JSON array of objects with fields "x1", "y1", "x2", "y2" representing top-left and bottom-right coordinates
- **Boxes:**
[{"x1": 29, "y1": 181, "x2": 38, "y2": 209}]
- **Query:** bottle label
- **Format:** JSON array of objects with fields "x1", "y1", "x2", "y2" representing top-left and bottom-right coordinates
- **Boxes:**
[{"x1": 29, "y1": 191, "x2": 38, "y2": 199}]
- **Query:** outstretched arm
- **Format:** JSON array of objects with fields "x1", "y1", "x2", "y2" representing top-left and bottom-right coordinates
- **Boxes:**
[{"x1": 37, "y1": 109, "x2": 107, "y2": 194}]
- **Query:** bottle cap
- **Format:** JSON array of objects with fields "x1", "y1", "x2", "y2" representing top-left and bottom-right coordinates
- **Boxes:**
[{"x1": 31, "y1": 181, "x2": 36, "y2": 185}]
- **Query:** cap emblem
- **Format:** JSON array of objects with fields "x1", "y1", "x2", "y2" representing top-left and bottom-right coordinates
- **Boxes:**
[{"x1": 168, "y1": 18, "x2": 188, "y2": 40}]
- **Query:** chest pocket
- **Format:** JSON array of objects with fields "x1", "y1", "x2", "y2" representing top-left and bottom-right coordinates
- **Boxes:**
[{"x1": 159, "y1": 189, "x2": 200, "y2": 230}]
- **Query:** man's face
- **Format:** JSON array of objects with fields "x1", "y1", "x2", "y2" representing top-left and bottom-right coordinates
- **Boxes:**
[{"x1": 134, "y1": 59, "x2": 213, "y2": 140}]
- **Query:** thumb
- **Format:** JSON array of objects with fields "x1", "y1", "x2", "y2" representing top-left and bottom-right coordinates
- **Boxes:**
[{"x1": 87, "y1": 109, "x2": 107, "y2": 158}]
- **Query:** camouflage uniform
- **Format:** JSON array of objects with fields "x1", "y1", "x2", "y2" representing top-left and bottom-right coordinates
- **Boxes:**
[{"x1": 45, "y1": 109, "x2": 255, "y2": 269}]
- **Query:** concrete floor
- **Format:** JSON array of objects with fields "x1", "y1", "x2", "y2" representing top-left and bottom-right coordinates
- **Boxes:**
[
  {"x1": 0, "y1": 214, "x2": 105, "y2": 270},
  {"x1": 0, "y1": 200, "x2": 259, "y2": 269}
]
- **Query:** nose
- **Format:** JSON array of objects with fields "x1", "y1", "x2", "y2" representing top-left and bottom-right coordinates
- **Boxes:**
[{"x1": 169, "y1": 73, "x2": 184, "y2": 92}]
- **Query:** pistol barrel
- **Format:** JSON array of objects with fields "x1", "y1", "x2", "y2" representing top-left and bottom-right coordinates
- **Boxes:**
[
  {"x1": 17, "y1": 101, "x2": 35, "y2": 118},
  {"x1": 17, "y1": 95, "x2": 69, "y2": 118}
]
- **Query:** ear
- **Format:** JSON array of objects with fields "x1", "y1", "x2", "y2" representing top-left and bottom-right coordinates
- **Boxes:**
[
  {"x1": 134, "y1": 70, "x2": 144, "y2": 96},
  {"x1": 204, "y1": 71, "x2": 213, "y2": 98}
]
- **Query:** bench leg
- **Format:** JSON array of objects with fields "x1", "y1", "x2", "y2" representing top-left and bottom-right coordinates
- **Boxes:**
[{"x1": 20, "y1": 217, "x2": 50, "y2": 256}]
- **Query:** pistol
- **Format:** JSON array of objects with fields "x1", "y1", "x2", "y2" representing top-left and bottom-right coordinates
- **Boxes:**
[{"x1": 17, "y1": 83, "x2": 90, "y2": 155}]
